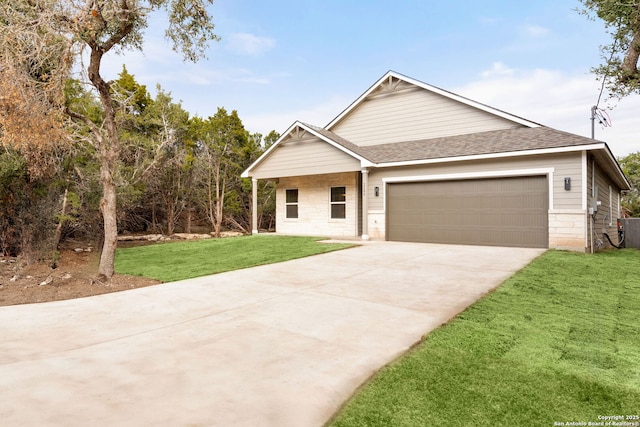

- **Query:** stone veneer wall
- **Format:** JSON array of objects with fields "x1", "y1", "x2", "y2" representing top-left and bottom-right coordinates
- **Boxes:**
[
  {"x1": 276, "y1": 173, "x2": 358, "y2": 237},
  {"x1": 366, "y1": 211, "x2": 385, "y2": 240},
  {"x1": 548, "y1": 210, "x2": 587, "y2": 251}
]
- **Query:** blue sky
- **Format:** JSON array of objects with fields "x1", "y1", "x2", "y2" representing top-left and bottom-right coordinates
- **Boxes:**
[{"x1": 100, "y1": 0, "x2": 638, "y2": 156}]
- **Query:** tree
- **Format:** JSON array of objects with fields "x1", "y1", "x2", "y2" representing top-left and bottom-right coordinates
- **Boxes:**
[
  {"x1": 579, "y1": 1, "x2": 640, "y2": 97},
  {"x1": 619, "y1": 152, "x2": 640, "y2": 217},
  {"x1": 143, "y1": 87, "x2": 193, "y2": 235},
  {"x1": 111, "y1": 67, "x2": 157, "y2": 233},
  {"x1": 0, "y1": 1, "x2": 218, "y2": 279},
  {"x1": 193, "y1": 109, "x2": 249, "y2": 237},
  {"x1": 0, "y1": 68, "x2": 68, "y2": 180}
]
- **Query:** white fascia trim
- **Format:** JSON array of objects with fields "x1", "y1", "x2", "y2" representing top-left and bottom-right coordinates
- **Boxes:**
[
  {"x1": 374, "y1": 143, "x2": 608, "y2": 169},
  {"x1": 326, "y1": 70, "x2": 541, "y2": 130},
  {"x1": 383, "y1": 168, "x2": 556, "y2": 210}
]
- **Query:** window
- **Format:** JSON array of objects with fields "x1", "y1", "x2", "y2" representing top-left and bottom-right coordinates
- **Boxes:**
[
  {"x1": 285, "y1": 189, "x2": 298, "y2": 219},
  {"x1": 330, "y1": 186, "x2": 346, "y2": 219},
  {"x1": 609, "y1": 185, "x2": 613, "y2": 226}
]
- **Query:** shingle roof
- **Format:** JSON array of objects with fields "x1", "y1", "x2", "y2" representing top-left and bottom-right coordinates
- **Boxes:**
[{"x1": 311, "y1": 126, "x2": 602, "y2": 164}]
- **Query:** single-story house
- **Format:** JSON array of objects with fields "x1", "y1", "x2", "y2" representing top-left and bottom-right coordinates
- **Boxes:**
[{"x1": 242, "y1": 71, "x2": 630, "y2": 252}]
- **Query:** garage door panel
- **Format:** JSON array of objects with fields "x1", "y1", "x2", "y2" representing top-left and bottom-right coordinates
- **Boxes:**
[{"x1": 387, "y1": 176, "x2": 548, "y2": 248}]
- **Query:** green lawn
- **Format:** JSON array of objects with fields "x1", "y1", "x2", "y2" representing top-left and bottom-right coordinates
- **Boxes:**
[
  {"x1": 328, "y1": 250, "x2": 640, "y2": 427},
  {"x1": 115, "y1": 235, "x2": 354, "y2": 282}
]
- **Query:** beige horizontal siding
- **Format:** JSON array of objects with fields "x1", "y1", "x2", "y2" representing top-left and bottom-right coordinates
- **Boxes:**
[
  {"x1": 251, "y1": 137, "x2": 361, "y2": 179},
  {"x1": 367, "y1": 152, "x2": 583, "y2": 212},
  {"x1": 589, "y1": 156, "x2": 621, "y2": 248},
  {"x1": 331, "y1": 88, "x2": 522, "y2": 146}
]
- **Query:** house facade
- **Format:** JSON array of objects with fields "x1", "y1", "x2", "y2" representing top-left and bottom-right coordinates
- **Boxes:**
[{"x1": 242, "y1": 71, "x2": 630, "y2": 252}]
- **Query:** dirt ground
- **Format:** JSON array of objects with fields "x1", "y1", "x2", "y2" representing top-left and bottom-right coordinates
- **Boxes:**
[{"x1": 0, "y1": 241, "x2": 161, "y2": 307}]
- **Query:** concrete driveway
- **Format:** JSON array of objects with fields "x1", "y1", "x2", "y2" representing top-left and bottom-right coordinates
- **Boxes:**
[{"x1": 0, "y1": 241, "x2": 543, "y2": 426}]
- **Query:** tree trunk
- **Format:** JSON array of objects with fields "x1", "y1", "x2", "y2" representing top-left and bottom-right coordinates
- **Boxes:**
[
  {"x1": 213, "y1": 174, "x2": 225, "y2": 238},
  {"x1": 185, "y1": 209, "x2": 192, "y2": 234},
  {"x1": 167, "y1": 203, "x2": 175, "y2": 235},
  {"x1": 88, "y1": 48, "x2": 120, "y2": 280},
  {"x1": 51, "y1": 185, "x2": 69, "y2": 268},
  {"x1": 151, "y1": 202, "x2": 157, "y2": 232},
  {"x1": 622, "y1": 28, "x2": 640, "y2": 78},
  {"x1": 98, "y1": 167, "x2": 118, "y2": 279},
  {"x1": 207, "y1": 164, "x2": 216, "y2": 233}
]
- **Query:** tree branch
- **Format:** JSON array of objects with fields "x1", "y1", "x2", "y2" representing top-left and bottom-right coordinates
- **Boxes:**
[{"x1": 65, "y1": 106, "x2": 101, "y2": 141}]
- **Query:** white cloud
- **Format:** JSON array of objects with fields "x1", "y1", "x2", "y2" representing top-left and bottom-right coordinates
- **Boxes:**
[
  {"x1": 454, "y1": 65, "x2": 640, "y2": 156},
  {"x1": 481, "y1": 62, "x2": 515, "y2": 78},
  {"x1": 226, "y1": 33, "x2": 276, "y2": 56},
  {"x1": 523, "y1": 24, "x2": 550, "y2": 37}
]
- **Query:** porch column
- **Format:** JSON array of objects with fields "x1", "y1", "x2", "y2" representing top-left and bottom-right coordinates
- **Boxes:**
[
  {"x1": 361, "y1": 168, "x2": 370, "y2": 240},
  {"x1": 252, "y1": 178, "x2": 259, "y2": 235}
]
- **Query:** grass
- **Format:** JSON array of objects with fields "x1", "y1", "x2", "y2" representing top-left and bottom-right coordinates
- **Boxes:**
[
  {"x1": 115, "y1": 234, "x2": 354, "y2": 282},
  {"x1": 328, "y1": 249, "x2": 640, "y2": 427}
]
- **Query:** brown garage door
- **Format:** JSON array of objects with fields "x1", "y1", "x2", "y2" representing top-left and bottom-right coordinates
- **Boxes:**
[{"x1": 387, "y1": 176, "x2": 548, "y2": 248}]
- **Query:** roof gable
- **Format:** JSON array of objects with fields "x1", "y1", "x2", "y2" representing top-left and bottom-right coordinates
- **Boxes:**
[
  {"x1": 241, "y1": 122, "x2": 369, "y2": 179},
  {"x1": 326, "y1": 71, "x2": 541, "y2": 146}
]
